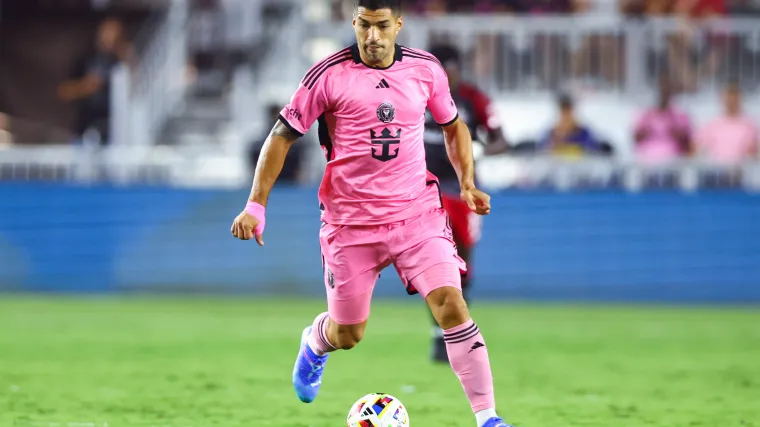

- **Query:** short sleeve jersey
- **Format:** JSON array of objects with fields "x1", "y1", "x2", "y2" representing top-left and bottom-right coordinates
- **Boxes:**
[{"x1": 279, "y1": 44, "x2": 459, "y2": 225}]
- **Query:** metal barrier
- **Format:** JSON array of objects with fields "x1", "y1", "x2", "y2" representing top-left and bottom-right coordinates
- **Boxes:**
[
  {"x1": 1, "y1": 145, "x2": 759, "y2": 193},
  {"x1": 110, "y1": 0, "x2": 189, "y2": 148},
  {"x1": 187, "y1": 0, "x2": 263, "y2": 51},
  {"x1": 0, "y1": 145, "x2": 243, "y2": 188},
  {"x1": 298, "y1": 15, "x2": 760, "y2": 96},
  {"x1": 107, "y1": 12, "x2": 760, "y2": 148},
  {"x1": 110, "y1": 0, "x2": 273, "y2": 147}
]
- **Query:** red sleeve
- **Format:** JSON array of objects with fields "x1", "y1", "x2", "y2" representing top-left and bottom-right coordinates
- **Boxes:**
[
  {"x1": 697, "y1": 0, "x2": 725, "y2": 15},
  {"x1": 462, "y1": 84, "x2": 501, "y2": 132}
]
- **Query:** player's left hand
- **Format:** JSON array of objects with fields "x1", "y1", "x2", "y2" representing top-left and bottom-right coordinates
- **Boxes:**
[
  {"x1": 231, "y1": 210, "x2": 265, "y2": 246},
  {"x1": 461, "y1": 186, "x2": 491, "y2": 216}
]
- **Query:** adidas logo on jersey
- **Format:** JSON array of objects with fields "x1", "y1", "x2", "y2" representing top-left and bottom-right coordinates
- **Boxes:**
[{"x1": 376, "y1": 79, "x2": 390, "y2": 89}]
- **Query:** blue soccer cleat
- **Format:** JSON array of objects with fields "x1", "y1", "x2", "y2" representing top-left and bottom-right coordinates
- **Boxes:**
[
  {"x1": 292, "y1": 326, "x2": 329, "y2": 403},
  {"x1": 482, "y1": 417, "x2": 515, "y2": 427}
]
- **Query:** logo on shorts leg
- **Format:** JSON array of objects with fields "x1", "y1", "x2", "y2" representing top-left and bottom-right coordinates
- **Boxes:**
[
  {"x1": 443, "y1": 217, "x2": 454, "y2": 241},
  {"x1": 327, "y1": 269, "x2": 335, "y2": 289}
]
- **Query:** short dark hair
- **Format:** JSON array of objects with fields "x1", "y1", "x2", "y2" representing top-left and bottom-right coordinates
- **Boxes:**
[
  {"x1": 557, "y1": 93, "x2": 574, "y2": 109},
  {"x1": 429, "y1": 44, "x2": 461, "y2": 68},
  {"x1": 355, "y1": 0, "x2": 402, "y2": 16}
]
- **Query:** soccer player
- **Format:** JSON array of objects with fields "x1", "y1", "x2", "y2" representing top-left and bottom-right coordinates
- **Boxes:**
[
  {"x1": 230, "y1": 1, "x2": 512, "y2": 426},
  {"x1": 423, "y1": 44, "x2": 510, "y2": 363}
]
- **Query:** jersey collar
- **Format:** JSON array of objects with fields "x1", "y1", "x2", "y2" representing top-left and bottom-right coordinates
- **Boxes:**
[{"x1": 350, "y1": 43, "x2": 403, "y2": 70}]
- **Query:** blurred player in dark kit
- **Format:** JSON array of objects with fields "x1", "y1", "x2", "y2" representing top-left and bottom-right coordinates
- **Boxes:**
[{"x1": 424, "y1": 44, "x2": 510, "y2": 363}]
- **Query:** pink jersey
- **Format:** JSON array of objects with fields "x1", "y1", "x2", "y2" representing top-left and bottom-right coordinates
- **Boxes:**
[
  {"x1": 634, "y1": 107, "x2": 692, "y2": 162},
  {"x1": 696, "y1": 115, "x2": 758, "y2": 164},
  {"x1": 279, "y1": 44, "x2": 459, "y2": 225}
]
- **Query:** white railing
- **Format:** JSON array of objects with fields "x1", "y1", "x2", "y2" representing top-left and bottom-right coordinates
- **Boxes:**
[
  {"x1": 104, "y1": 9, "x2": 760, "y2": 180},
  {"x1": 295, "y1": 15, "x2": 760, "y2": 96},
  {"x1": 2, "y1": 145, "x2": 759, "y2": 192},
  {"x1": 110, "y1": 0, "x2": 189, "y2": 147},
  {"x1": 254, "y1": 0, "x2": 308, "y2": 101},
  {"x1": 0, "y1": 145, "x2": 246, "y2": 188},
  {"x1": 187, "y1": 0, "x2": 263, "y2": 51},
  {"x1": 111, "y1": 0, "x2": 273, "y2": 148},
  {"x1": 477, "y1": 154, "x2": 760, "y2": 193},
  {"x1": 220, "y1": 0, "x2": 263, "y2": 47}
]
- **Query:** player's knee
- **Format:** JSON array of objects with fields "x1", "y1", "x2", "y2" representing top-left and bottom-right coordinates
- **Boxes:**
[
  {"x1": 426, "y1": 286, "x2": 470, "y2": 330},
  {"x1": 331, "y1": 322, "x2": 366, "y2": 350}
]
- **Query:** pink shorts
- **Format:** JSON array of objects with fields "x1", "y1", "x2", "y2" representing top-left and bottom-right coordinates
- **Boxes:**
[{"x1": 319, "y1": 207, "x2": 467, "y2": 325}]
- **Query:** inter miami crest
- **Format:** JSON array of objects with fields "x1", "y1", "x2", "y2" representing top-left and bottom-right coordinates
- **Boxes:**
[
  {"x1": 376, "y1": 102, "x2": 395, "y2": 123},
  {"x1": 370, "y1": 128, "x2": 401, "y2": 162}
]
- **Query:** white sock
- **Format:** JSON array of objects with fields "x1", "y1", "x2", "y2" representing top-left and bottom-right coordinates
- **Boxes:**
[{"x1": 475, "y1": 408, "x2": 498, "y2": 427}]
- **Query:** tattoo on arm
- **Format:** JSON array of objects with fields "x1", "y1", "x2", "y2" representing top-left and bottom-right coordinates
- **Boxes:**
[{"x1": 271, "y1": 120, "x2": 301, "y2": 142}]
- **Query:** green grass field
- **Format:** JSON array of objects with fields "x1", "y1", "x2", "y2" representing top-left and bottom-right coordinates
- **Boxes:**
[{"x1": 0, "y1": 296, "x2": 758, "y2": 427}]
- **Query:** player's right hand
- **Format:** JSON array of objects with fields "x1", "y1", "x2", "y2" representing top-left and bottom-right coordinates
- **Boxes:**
[
  {"x1": 461, "y1": 186, "x2": 492, "y2": 216},
  {"x1": 231, "y1": 211, "x2": 264, "y2": 246}
]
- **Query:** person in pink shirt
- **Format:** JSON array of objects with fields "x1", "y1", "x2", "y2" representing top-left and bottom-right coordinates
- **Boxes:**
[
  {"x1": 230, "y1": 1, "x2": 510, "y2": 426},
  {"x1": 634, "y1": 78, "x2": 693, "y2": 163},
  {"x1": 695, "y1": 83, "x2": 758, "y2": 164}
]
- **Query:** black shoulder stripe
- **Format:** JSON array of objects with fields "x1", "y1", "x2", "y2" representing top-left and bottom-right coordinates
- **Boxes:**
[
  {"x1": 403, "y1": 52, "x2": 448, "y2": 75},
  {"x1": 305, "y1": 56, "x2": 352, "y2": 90},
  {"x1": 400, "y1": 46, "x2": 437, "y2": 59},
  {"x1": 277, "y1": 114, "x2": 304, "y2": 137},
  {"x1": 403, "y1": 52, "x2": 443, "y2": 66},
  {"x1": 302, "y1": 48, "x2": 351, "y2": 82},
  {"x1": 302, "y1": 48, "x2": 351, "y2": 85},
  {"x1": 400, "y1": 48, "x2": 442, "y2": 66}
]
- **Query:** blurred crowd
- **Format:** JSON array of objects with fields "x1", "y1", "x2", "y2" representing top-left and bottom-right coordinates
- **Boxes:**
[
  {"x1": 0, "y1": 0, "x2": 757, "y2": 183},
  {"x1": 246, "y1": 84, "x2": 760, "y2": 185},
  {"x1": 0, "y1": 0, "x2": 144, "y2": 147},
  {"x1": 328, "y1": 0, "x2": 760, "y2": 93},
  {"x1": 332, "y1": 0, "x2": 760, "y2": 17},
  {"x1": 56, "y1": 17, "x2": 135, "y2": 146},
  {"x1": 533, "y1": 79, "x2": 757, "y2": 165}
]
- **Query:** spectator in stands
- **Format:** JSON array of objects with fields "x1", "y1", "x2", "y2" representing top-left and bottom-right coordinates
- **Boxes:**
[
  {"x1": 0, "y1": 113, "x2": 12, "y2": 147},
  {"x1": 620, "y1": 0, "x2": 677, "y2": 16},
  {"x1": 539, "y1": 94, "x2": 604, "y2": 158},
  {"x1": 480, "y1": 0, "x2": 524, "y2": 12},
  {"x1": 633, "y1": 77, "x2": 692, "y2": 162},
  {"x1": 57, "y1": 17, "x2": 134, "y2": 146},
  {"x1": 620, "y1": 0, "x2": 646, "y2": 16},
  {"x1": 646, "y1": 0, "x2": 677, "y2": 14},
  {"x1": 331, "y1": 0, "x2": 353, "y2": 19},
  {"x1": 668, "y1": 0, "x2": 727, "y2": 91},
  {"x1": 728, "y1": 0, "x2": 760, "y2": 15},
  {"x1": 571, "y1": 0, "x2": 626, "y2": 87},
  {"x1": 694, "y1": 82, "x2": 758, "y2": 164},
  {"x1": 519, "y1": 0, "x2": 573, "y2": 13}
]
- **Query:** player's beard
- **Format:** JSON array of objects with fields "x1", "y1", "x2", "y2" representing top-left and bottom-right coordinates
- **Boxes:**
[{"x1": 364, "y1": 43, "x2": 386, "y2": 63}]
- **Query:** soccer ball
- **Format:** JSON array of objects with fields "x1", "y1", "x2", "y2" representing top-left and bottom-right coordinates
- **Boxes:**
[{"x1": 346, "y1": 393, "x2": 410, "y2": 427}]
